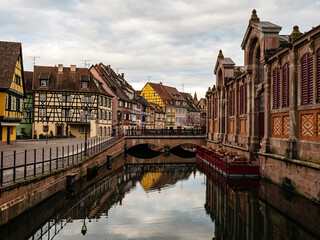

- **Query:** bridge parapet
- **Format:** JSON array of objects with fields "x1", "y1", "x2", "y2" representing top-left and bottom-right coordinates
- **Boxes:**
[{"x1": 126, "y1": 128, "x2": 205, "y2": 137}]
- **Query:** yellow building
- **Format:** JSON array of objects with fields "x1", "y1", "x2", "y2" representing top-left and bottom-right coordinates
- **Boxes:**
[
  {"x1": 140, "y1": 82, "x2": 187, "y2": 129},
  {"x1": 0, "y1": 41, "x2": 25, "y2": 145}
]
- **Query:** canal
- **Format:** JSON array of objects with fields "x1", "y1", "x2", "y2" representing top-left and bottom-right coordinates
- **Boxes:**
[{"x1": 0, "y1": 153, "x2": 319, "y2": 240}]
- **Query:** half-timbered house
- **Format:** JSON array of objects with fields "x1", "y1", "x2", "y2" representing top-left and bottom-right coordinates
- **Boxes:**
[
  {"x1": 30, "y1": 64, "x2": 113, "y2": 139},
  {"x1": 0, "y1": 41, "x2": 26, "y2": 145},
  {"x1": 90, "y1": 63, "x2": 137, "y2": 135},
  {"x1": 140, "y1": 82, "x2": 188, "y2": 129}
]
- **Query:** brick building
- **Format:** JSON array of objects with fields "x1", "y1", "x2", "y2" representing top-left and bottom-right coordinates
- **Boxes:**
[{"x1": 206, "y1": 10, "x2": 320, "y2": 200}]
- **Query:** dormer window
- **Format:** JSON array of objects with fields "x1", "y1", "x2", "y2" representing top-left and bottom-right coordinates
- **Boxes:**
[
  {"x1": 80, "y1": 74, "x2": 90, "y2": 89},
  {"x1": 40, "y1": 79, "x2": 47, "y2": 87},
  {"x1": 39, "y1": 73, "x2": 50, "y2": 88},
  {"x1": 82, "y1": 81, "x2": 88, "y2": 89}
]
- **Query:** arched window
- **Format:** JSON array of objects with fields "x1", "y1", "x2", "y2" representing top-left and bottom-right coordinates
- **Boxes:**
[
  {"x1": 282, "y1": 63, "x2": 289, "y2": 108},
  {"x1": 273, "y1": 68, "x2": 280, "y2": 109},
  {"x1": 317, "y1": 49, "x2": 320, "y2": 103},
  {"x1": 301, "y1": 53, "x2": 313, "y2": 105}
]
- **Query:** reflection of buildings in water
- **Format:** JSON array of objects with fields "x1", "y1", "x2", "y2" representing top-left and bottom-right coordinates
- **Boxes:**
[
  {"x1": 205, "y1": 175, "x2": 320, "y2": 240},
  {"x1": 24, "y1": 164, "x2": 196, "y2": 240},
  {"x1": 139, "y1": 165, "x2": 195, "y2": 192}
]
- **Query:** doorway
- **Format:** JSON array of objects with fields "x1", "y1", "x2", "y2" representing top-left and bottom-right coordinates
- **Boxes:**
[
  {"x1": 56, "y1": 125, "x2": 63, "y2": 137},
  {"x1": 7, "y1": 126, "x2": 10, "y2": 144}
]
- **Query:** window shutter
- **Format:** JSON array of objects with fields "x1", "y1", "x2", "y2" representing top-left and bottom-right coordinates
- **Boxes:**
[
  {"x1": 282, "y1": 63, "x2": 289, "y2": 108},
  {"x1": 317, "y1": 50, "x2": 320, "y2": 103},
  {"x1": 244, "y1": 84, "x2": 247, "y2": 113},
  {"x1": 273, "y1": 68, "x2": 280, "y2": 109},
  {"x1": 301, "y1": 53, "x2": 313, "y2": 105}
]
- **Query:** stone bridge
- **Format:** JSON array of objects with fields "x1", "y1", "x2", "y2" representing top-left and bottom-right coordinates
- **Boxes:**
[{"x1": 125, "y1": 135, "x2": 206, "y2": 149}]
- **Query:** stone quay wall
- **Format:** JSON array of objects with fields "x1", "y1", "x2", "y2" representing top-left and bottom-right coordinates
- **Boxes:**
[
  {"x1": 205, "y1": 139, "x2": 320, "y2": 202},
  {"x1": 259, "y1": 153, "x2": 320, "y2": 203},
  {"x1": 0, "y1": 137, "x2": 125, "y2": 226}
]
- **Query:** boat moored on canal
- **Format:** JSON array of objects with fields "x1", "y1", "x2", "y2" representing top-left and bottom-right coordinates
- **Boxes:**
[{"x1": 196, "y1": 146, "x2": 260, "y2": 179}]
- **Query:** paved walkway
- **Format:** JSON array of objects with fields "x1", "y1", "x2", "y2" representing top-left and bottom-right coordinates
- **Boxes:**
[
  {"x1": 0, "y1": 137, "x2": 106, "y2": 155},
  {"x1": 0, "y1": 136, "x2": 115, "y2": 185}
]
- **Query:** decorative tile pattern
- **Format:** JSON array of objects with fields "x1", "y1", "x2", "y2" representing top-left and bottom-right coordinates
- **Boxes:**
[
  {"x1": 283, "y1": 116, "x2": 289, "y2": 137},
  {"x1": 301, "y1": 114, "x2": 314, "y2": 138},
  {"x1": 214, "y1": 120, "x2": 218, "y2": 133},
  {"x1": 229, "y1": 119, "x2": 234, "y2": 134},
  {"x1": 239, "y1": 118, "x2": 247, "y2": 135},
  {"x1": 273, "y1": 116, "x2": 281, "y2": 136}
]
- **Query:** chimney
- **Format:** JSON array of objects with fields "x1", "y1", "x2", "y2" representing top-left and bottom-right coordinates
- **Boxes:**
[
  {"x1": 70, "y1": 65, "x2": 76, "y2": 73},
  {"x1": 121, "y1": 73, "x2": 124, "y2": 78},
  {"x1": 160, "y1": 82, "x2": 162, "y2": 86},
  {"x1": 107, "y1": 65, "x2": 111, "y2": 73},
  {"x1": 58, "y1": 64, "x2": 63, "y2": 74}
]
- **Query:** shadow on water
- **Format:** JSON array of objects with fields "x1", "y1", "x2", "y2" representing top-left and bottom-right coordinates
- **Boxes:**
[
  {"x1": 197, "y1": 158, "x2": 320, "y2": 240},
  {"x1": 127, "y1": 143, "x2": 196, "y2": 159}
]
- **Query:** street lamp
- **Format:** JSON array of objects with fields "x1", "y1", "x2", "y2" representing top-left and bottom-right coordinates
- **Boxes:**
[
  {"x1": 84, "y1": 107, "x2": 90, "y2": 157},
  {"x1": 81, "y1": 218, "x2": 87, "y2": 235}
]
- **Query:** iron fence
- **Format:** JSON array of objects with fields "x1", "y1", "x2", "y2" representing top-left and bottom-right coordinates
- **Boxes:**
[
  {"x1": 126, "y1": 128, "x2": 206, "y2": 136},
  {"x1": 0, "y1": 134, "x2": 124, "y2": 186}
]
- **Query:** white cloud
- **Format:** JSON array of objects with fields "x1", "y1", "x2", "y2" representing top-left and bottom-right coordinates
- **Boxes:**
[{"x1": 0, "y1": 0, "x2": 318, "y2": 98}]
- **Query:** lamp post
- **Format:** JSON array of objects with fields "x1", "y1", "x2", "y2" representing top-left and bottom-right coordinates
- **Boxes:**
[
  {"x1": 81, "y1": 218, "x2": 87, "y2": 236},
  {"x1": 84, "y1": 107, "x2": 89, "y2": 157}
]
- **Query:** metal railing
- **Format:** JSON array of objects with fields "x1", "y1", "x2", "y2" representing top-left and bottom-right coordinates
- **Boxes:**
[
  {"x1": 0, "y1": 134, "x2": 125, "y2": 186},
  {"x1": 126, "y1": 128, "x2": 205, "y2": 136}
]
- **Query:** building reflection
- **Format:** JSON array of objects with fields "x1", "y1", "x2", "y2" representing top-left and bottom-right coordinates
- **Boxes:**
[
  {"x1": 199, "y1": 159, "x2": 320, "y2": 240},
  {"x1": 10, "y1": 163, "x2": 195, "y2": 240}
]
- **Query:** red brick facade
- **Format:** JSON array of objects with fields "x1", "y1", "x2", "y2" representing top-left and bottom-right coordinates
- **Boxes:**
[{"x1": 206, "y1": 10, "x2": 320, "y2": 201}]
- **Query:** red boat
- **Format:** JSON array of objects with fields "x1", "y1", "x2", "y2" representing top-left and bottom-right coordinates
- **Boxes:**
[{"x1": 196, "y1": 146, "x2": 260, "y2": 179}]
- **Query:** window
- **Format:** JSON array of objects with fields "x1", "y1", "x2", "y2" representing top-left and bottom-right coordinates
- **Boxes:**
[
  {"x1": 40, "y1": 79, "x2": 47, "y2": 87},
  {"x1": 43, "y1": 125, "x2": 49, "y2": 132},
  {"x1": 282, "y1": 63, "x2": 289, "y2": 108},
  {"x1": 39, "y1": 108, "x2": 46, "y2": 116},
  {"x1": 108, "y1": 111, "x2": 111, "y2": 120},
  {"x1": 82, "y1": 96, "x2": 91, "y2": 103},
  {"x1": 229, "y1": 90, "x2": 235, "y2": 116},
  {"x1": 239, "y1": 84, "x2": 247, "y2": 114},
  {"x1": 104, "y1": 111, "x2": 107, "y2": 120},
  {"x1": 214, "y1": 97, "x2": 218, "y2": 118},
  {"x1": 15, "y1": 75, "x2": 20, "y2": 85},
  {"x1": 108, "y1": 98, "x2": 112, "y2": 108},
  {"x1": 81, "y1": 81, "x2": 88, "y2": 89},
  {"x1": 301, "y1": 53, "x2": 313, "y2": 105},
  {"x1": 40, "y1": 93, "x2": 46, "y2": 101},
  {"x1": 16, "y1": 98, "x2": 21, "y2": 112},
  {"x1": 317, "y1": 49, "x2": 320, "y2": 103},
  {"x1": 273, "y1": 68, "x2": 280, "y2": 109}
]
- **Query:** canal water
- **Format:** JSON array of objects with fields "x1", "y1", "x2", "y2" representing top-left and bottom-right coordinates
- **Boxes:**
[{"x1": 0, "y1": 154, "x2": 319, "y2": 240}]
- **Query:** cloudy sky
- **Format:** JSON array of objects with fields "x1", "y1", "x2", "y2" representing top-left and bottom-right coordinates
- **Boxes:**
[{"x1": 1, "y1": 0, "x2": 319, "y2": 98}]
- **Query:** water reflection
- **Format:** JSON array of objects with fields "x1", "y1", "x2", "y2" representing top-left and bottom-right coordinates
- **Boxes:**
[
  {"x1": 198, "y1": 158, "x2": 320, "y2": 240},
  {"x1": 1, "y1": 154, "x2": 319, "y2": 240}
]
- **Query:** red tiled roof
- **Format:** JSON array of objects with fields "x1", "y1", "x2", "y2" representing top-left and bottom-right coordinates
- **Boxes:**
[
  {"x1": 92, "y1": 63, "x2": 135, "y2": 103},
  {"x1": 0, "y1": 41, "x2": 22, "y2": 89},
  {"x1": 24, "y1": 71, "x2": 33, "y2": 92},
  {"x1": 32, "y1": 65, "x2": 112, "y2": 96},
  {"x1": 147, "y1": 83, "x2": 174, "y2": 106}
]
